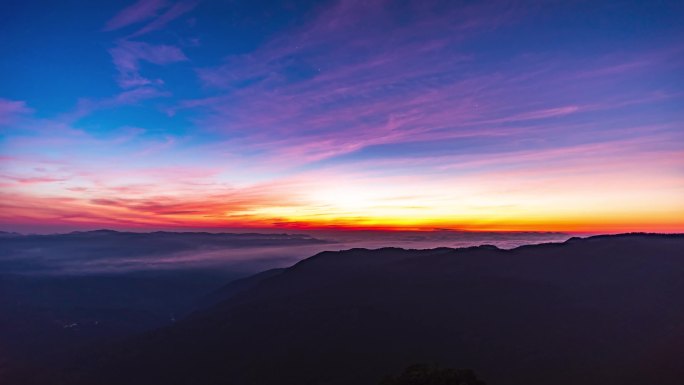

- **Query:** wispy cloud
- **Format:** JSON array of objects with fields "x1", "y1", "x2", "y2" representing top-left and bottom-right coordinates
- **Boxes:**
[
  {"x1": 129, "y1": 0, "x2": 199, "y2": 37},
  {"x1": 109, "y1": 40, "x2": 188, "y2": 88},
  {"x1": 0, "y1": 99, "x2": 32, "y2": 124},
  {"x1": 104, "y1": 0, "x2": 169, "y2": 31},
  {"x1": 189, "y1": 0, "x2": 526, "y2": 162},
  {"x1": 188, "y1": 0, "x2": 680, "y2": 166},
  {"x1": 105, "y1": 0, "x2": 199, "y2": 37}
]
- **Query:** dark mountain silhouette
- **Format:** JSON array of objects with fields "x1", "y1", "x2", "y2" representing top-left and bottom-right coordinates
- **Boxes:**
[
  {"x1": 196, "y1": 268, "x2": 286, "y2": 310},
  {"x1": 0, "y1": 230, "x2": 329, "y2": 383},
  {"x1": 69, "y1": 233, "x2": 684, "y2": 385},
  {"x1": 0, "y1": 270, "x2": 247, "y2": 382},
  {"x1": 0, "y1": 228, "x2": 568, "y2": 383}
]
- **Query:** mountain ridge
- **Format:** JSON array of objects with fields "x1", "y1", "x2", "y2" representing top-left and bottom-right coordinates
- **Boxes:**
[{"x1": 69, "y1": 233, "x2": 684, "y2": 385}]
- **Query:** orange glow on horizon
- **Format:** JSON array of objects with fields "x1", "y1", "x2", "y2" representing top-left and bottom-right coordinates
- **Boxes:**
[{"x1": 2, "y1": 134, "x2": 682, "y2": 234}]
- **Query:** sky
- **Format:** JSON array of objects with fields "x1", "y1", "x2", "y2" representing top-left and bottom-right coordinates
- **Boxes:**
[{"x1": 0, "y1": 0, "x2": 683, "y2": 233}]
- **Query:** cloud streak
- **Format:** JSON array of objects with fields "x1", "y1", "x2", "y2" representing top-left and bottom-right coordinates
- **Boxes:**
[
  {"x1": 129, "y1": 0, "x2": 199, "y2": 37},
  {"x1": 109, "y1": 40, "x2": 188, "y2": 88},
  {"x1": 188, "y1": 0, "x2": 682, "y2": 166},
  {"x1": 104, "y1": 0, "x2": 169, "y2": 31},
  {"x1": 0, "y1": 99, "x2": 32, "y2": 124}
]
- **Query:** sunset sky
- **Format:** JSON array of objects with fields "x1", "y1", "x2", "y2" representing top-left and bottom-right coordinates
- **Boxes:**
[{"x1": 1, "y1": 0, "x2": 683, "y2": 233}]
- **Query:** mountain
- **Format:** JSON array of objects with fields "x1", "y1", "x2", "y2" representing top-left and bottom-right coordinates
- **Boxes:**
[
  {"x1": 71, "y1": 233, "x2": 684, "y2": 385},
  {"x1": 0, "y1": 230, "x2": 330, "y2": 383},
  {"x1": 0, "y1": 230, "x2": 329, "y2": 275},
  {"x1": 196, "y1": 268, "x2": 286, "y2": 310}
]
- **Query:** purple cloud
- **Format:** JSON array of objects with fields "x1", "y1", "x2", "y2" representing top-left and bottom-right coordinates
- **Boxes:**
[
  {"x1": 0, "y1": 99, "x2": 32, "y2": 124},
  {"x1": 189, "y1": 1, "x2": 522, "y2": 161},
  {"x1": 187, "y1": 1, "x2": 681, "y2": 165},
  {"x1": 109, "y1": 40, "x2": 188, "y2": 88},
  {"x1": 130, "y1": 0, "x2": 199, "y2": 37},
  {"x1": 104, "y1": 0, "x2": 169, "y2": 31}
]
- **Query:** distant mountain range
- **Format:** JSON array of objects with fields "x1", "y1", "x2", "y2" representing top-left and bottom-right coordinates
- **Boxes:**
[
  {"x1": 55, "y1": 233, "x2": 683, "y2": 385},
  {"x1": 0, "y1": 230, "x2": 329, "y2": 274}
]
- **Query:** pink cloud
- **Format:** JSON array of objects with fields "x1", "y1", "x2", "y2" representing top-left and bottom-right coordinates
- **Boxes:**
[
  {"x1": 485, "y1": 106, "x2": 581, "y2": 123},
  {"x1": 109, "y1": 40, "x2": 188, "y2": 88},
  {"x1": 130, "y1": 0, "x2": 199, "y2": 37},
  {"x1": 104, "y1": 0, "x2": 169, "y2": 31},
  {"x1": 0, "y1": 172, "x2": 314, "y2": 230},
  {"x1": 0, "y1": 99, "x2": 32, "y2": 124},
  {"x1": 183, "y1": 0, "x2": 684, "y2": 169},
  {"x1": 61, "y1": 87, "x2": 171, "y2": 122},
  {"x1": 573, "y1": 46, "x2": 684, "y2": 79},
  {"x1": 5, "y1": 176, "x2": 66, "y2": 185},
  {"x1": 186, "y1": 1, "x2": 560, "y2": 163}
]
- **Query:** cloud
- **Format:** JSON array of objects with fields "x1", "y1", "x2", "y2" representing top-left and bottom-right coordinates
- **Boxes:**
[
  {"x1": 1, "y1": 176, "x2": 66, "y2": 185},
  {"x1": 0, "y1": 99, "x2": 32, "y2": 124},
  {"x1": 184, "y1": 0, "x2": 684, "y2": 170},
  {"x1": 58, "y1": 87, "x2": 171, "y2": 123},
  {"x1": 189, "y1": 0, "x2": 527, "y2": 162},
  {"x1": 104, "y1": 0, "x2": 198, "y2": 37},
  {"x1": 104, "y1": 0, "x2": 169, "y2": 31},
  {"x1": 109, "y1": 40, "x2": 188, "y2": 88},
  {"x1": 480, "y1": 105, "x2": 581, "y2": 124},
  {"x1": 130, "y1": 0, "x2": 199, "y2": 37}
]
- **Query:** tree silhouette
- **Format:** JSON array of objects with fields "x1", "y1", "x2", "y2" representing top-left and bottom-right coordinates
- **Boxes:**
[{"x1": 380, "y1": 363, "x2": 486, "y2": 385}]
